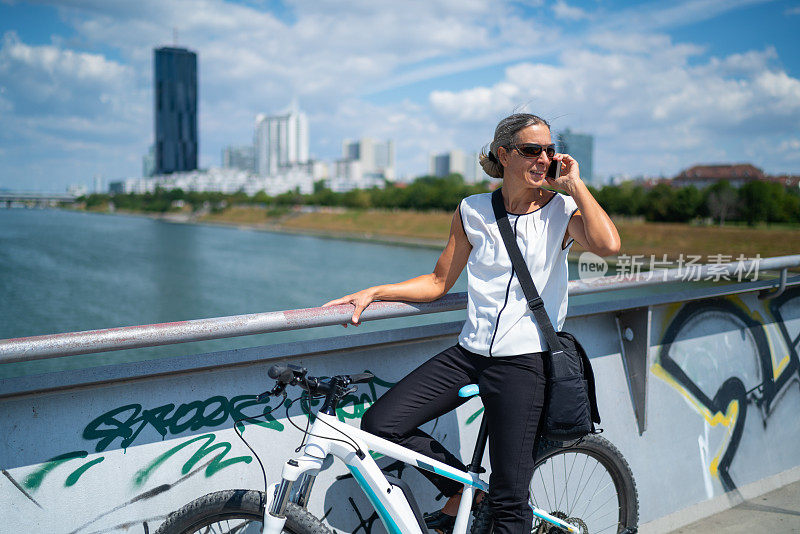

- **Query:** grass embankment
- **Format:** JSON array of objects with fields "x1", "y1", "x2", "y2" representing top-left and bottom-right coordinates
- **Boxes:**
[
  {"x1": 283, "y1": 210, "x2": 454, "y2": 241},
  {"x1": 613, "y1": 219, "x2": 799, "y2": 259},
  {"x1": 191, "y1": 205, "x2": 798, "y2": 259}
]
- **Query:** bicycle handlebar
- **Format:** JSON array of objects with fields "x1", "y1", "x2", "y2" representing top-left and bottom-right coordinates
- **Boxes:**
[
  {"x1": 261, "y1": 363, "x2": 374, "y2": 402},
  {"x1": 348, "y1": 372, "x2": 374, "y2": 384}
]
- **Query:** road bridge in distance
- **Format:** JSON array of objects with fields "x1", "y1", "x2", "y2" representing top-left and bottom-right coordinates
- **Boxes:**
[{"x1": 0, "y1": 191, "x2": 78, "y2": 208}]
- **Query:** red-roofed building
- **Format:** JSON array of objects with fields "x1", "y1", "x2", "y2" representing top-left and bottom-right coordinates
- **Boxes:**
[
  {"x1": 672, "y1": 164, "x2": 766, "y2": 188},
  {"x1": 769, "y1": 175, "x2": 800, "y2": 188}
]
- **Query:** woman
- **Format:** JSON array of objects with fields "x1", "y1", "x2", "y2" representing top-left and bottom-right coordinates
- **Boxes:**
[{"x1": 324, "y1": 113, "x2": 620, "y2": 534}]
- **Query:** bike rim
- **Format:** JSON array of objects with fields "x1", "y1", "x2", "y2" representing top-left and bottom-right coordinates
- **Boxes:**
[{"x1": 529, "y1": 449, "x2": 624, "y2": 534}]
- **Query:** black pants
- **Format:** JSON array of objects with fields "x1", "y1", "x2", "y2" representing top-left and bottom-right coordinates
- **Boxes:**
[{"x1": 361, "y1": 344, "x2": 547, "y2": 534}]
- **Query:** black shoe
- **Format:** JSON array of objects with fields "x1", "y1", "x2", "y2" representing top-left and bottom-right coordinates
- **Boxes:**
[{"x1": 423, "y1": 509, "x2": 456, "y2": 533}]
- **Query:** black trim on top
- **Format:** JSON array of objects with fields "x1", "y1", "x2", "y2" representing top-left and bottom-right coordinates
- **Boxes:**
[
  {"x1": 488, "y1": 215, "x2": 521, "y2": 357},
  {"x1": 505, "y1": 190, "x2": 557, "y2": 216},
  {"x1": 458, "y1": 200, "x2": 469, "y2": 241},
  {"x1": 561, "y1": 206, "x2": 580, "y2": 250}
]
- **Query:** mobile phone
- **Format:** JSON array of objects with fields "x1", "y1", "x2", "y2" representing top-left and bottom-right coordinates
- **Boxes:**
[{"x1": 546, "y1": 160, "x2": 561, "y2": 180}]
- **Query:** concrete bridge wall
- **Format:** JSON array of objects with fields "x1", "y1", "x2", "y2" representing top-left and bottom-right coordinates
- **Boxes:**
[{"x1": 2, "y1": 282, "x2": 799, "y2": 533}]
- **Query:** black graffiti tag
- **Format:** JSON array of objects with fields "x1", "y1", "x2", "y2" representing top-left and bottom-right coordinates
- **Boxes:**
[
  {"x1": 83, "y1": 395, "x2": 283, "y2": 452},
  {"x1": 658, "y1": 289, "x2": 800, "y2": 491}
]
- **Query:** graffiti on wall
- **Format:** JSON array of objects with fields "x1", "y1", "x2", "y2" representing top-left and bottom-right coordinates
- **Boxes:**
[
  {"x1": 653, "y1": 286, "x2": 800, "y2": 492},
  {"x1": 5, "y1": 372, "x2": 414, "y2": 533}
]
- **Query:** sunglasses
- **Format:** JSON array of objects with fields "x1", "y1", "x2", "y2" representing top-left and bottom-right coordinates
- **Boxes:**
[{"x1": 509, "y1": 143, "x2": 556, "y2": 159}]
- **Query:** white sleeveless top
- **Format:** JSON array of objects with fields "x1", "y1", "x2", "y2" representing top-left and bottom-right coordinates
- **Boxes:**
[{"x1": 458, "y1": 191, "x2": 579, "y2": 356}]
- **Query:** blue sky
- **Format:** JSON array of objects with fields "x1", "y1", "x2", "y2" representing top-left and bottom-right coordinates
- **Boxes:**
[{"x1": 1, "y1": 0, "x2": 799, "y2": 191}]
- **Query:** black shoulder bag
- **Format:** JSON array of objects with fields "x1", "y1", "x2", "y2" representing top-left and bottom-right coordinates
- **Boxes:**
[{"x1": 491, "y1": 188, "x2": 601, "y2": 441}]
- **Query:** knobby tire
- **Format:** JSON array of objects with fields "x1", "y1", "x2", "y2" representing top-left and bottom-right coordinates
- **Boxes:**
[
  {"x1": 471, "y1": 434, "x2": 638, "y2": 534},
  {"x1": 154, "y1": 489, "x2": 331, "y2": 534}
]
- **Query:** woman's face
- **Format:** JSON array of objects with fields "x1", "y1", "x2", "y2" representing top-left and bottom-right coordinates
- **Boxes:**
[{"x1": 499, "y1": 124, "x2": 553, "y2": 189}]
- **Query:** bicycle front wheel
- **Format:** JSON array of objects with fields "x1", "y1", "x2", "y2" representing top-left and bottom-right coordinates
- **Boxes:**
[
  {"x1": 530, "y1": 434, "x2": 638, "y2": 534},
  {"x1": 154, "y1": 489, "x2": 332, "y2": 534}
]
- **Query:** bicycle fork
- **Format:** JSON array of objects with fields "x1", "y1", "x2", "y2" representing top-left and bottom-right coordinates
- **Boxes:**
[{"x1": 262, "y1": 455, "x2": 325, "y2": 534}]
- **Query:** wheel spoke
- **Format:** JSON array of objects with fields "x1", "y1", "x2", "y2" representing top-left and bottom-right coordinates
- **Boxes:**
[
  {"x1": 526, "y1": 437, "x2": 637, "y2": 534},
  {"x1": 580, "y1": 465, "x2": 614, "y2": 521},
  {"x1": 571, "y1": 456, "x2": 601, "y2": 511},
  {"x1": 583, "y1": 491, "x2": 618, "y2": 521},
  {"x1": 551, "y1": 455, "x2": 557, "y2": 510},
  {"x1": 537, "y1": 462, "x2": 553, "y2": 511},
  {"x1": 595, "y1": 520, "x2": 624, "y2": 533},
  {"x1": 564, "y1": 450, "x2": 579, "y2": 516}
]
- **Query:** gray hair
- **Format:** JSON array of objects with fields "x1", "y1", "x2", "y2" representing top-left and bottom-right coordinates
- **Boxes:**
[{"x1": 479, "y1": 113, "x2": 551, "y2": 179}]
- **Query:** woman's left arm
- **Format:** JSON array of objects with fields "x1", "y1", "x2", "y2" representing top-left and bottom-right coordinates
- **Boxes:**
[{"x1": 550, "y1": 154, "x2": 621, "y2": 257}]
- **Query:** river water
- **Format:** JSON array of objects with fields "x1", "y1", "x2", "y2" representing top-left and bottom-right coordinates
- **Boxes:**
[
  {"x1": 2, "y1": 209, "x2": 480, "y2": 378},
  {"x1": 0, "y1": 208, "x2": 690, "y2": 379}
]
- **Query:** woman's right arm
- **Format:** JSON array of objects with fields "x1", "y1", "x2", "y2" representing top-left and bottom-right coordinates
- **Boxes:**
[{"x1": 323, "y1": 206, "x2": 472, "y2": 325}]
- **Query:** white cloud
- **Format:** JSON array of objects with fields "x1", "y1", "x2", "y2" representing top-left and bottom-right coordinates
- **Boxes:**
[
  {"x1": 553, "y1": 0, "x2": 590, "y2": 20},
  {"x1": 1, "y1": 0, "x2": 797, "y2": 190},
  {"x1": 32, "y1": 0, "x2": 518, "y2": 174},
  {"x1": 776, "y1": 138, "x2": 800, "y2": 160},
  {"x1": 604, "y1": 0, "x2": 774, "y2": 33},
  {"x1": 427, "y1": 34, "x2": 800, "y2": 178},
  {"x1": 0, "y1": 31, "x2": 136, "y2": 117}
]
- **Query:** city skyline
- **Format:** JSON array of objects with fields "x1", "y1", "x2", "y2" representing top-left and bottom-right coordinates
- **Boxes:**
[{"x1": 1, "y1": 0, "x2": 799, "y2": 192}]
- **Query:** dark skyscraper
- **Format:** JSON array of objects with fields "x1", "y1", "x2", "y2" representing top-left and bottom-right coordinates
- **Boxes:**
[
  {"x1": 154, "y1": 47, "x2": 197, "y2": 174},
  {"x1": 557, "y1": 128, "x2": 594, "y2": 185}
]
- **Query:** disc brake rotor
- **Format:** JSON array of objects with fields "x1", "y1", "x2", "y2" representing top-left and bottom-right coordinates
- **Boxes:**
[{"x1": 533, "y1": 511, "x2": 567, "y2": 534}]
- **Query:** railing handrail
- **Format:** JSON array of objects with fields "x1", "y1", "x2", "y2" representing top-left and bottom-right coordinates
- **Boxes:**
[{"x1": 2, "y1": 254, "x2": 798, "y2": 364}]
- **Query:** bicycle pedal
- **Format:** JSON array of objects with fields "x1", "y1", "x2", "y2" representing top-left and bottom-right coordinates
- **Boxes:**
[{"x1": 424, "y1": 509, "x2": 455, "y2": 533}]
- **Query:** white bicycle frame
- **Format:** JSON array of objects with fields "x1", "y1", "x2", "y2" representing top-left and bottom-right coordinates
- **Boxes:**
[{"x1": 260, "y1": 410, "x2": 581, "y2": 534}]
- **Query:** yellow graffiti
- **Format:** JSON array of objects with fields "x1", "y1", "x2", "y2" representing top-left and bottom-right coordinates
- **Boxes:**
[
  {"x1": 650, "y1": 363, "x2": 739, "y2": 480},
  {"x1": 728, "y1": 294, "x2": 789, "y2": 380}
]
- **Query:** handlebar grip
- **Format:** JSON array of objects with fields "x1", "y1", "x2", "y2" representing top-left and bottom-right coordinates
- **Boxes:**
[
  {"x1": 268, "y1": 363, "x2": 304, "y2": 384},
  {"x1": 349, "y1": 372, "x2": 374, "y2": 384},
  {"x1": 268, "y1": 364, "x2": 288, "y2": 380}
]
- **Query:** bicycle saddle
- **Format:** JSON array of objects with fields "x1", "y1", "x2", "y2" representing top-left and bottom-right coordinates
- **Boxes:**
[{"x1": 458, "y1": 384, "x2": 480, "y2": 398}]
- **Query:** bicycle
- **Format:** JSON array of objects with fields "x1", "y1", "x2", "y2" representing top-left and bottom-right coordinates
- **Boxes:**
[{"x1": 156, "y1": 364, "x2": 639, "y2": 534}]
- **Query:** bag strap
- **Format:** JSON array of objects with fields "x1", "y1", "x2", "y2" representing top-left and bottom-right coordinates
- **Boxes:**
[{"x1": 490, "y1": 188, "x2": 563, "y2": 356}]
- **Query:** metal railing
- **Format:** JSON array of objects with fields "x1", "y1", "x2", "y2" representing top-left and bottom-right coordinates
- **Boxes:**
[{"x1": 2, "y1": 254, "x2": 798, "y2": 365}]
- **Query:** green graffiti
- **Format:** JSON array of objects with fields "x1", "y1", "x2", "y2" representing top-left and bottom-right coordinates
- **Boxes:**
[
  {"x1": 294, "y1": 372, "x2": 397, "y2": 424},
  {"x1": 83, "y1": 394, "x2": 283, "y2": 452},
  {"x1": 466, "y1": 407, "x2": 484, "y2": 425},
  {"x1": 65, "y1": 457, "x2": 105, "y2": 487},
  {"x1": 337, "y1": 374, "x2": 396, "y2": 422},
  {"x1": 23, "y1": 450, "x2": 88, "y2": 490},
  {"x1": 134, "y1": 433, "x2": 252, "y2": 487},
  {"x1": 336, "y1": 392, "x2": 375, "y2": 420}
]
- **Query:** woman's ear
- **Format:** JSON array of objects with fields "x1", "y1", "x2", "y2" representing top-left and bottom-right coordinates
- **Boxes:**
[{"x1": 498, "y1": 146, "x2": 509, "y2": 167}]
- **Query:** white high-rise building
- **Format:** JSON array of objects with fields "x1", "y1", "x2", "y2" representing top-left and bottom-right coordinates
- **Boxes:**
[
  {"x1": 222, "y1": 145, "x2": 256, "y2": 173},
  {"x1": 429, "y1": 149, "x2": 483, "y2": 183},
  {"x1": 342, "y1": 138, "x2": 395, "y2": 181},
  {"x1": 254, "y1": 103, "x2": 309, "y2": 177}
]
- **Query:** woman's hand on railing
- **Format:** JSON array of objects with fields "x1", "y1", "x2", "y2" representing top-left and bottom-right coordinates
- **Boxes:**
[{"x1": 323, "y1": 288, "x2": 378, "y2": 327}]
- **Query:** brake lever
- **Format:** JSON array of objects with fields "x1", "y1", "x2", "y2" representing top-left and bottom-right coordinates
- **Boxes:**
[{"x1": 257, "y1": 383, "x2": 286, "y2": 401}]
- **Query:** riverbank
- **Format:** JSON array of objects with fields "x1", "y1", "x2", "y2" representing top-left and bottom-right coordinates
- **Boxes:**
[{"x1": 83, "y1": 204, "x2": 800, "y2": 260}]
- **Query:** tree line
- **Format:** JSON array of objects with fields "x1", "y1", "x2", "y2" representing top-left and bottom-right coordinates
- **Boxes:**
[{"x1": 81, "y1": 174, "x2": 799, "y2": 226}]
